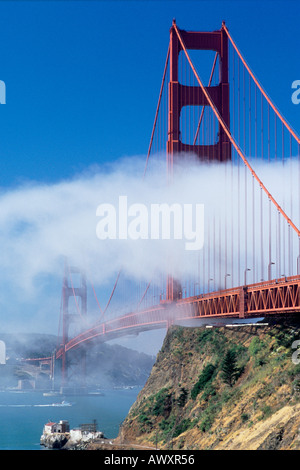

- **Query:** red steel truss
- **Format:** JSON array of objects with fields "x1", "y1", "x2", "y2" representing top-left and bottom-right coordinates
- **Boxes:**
[{"x1": 55, "y1": 275, "x2": 300, "y2": 359}]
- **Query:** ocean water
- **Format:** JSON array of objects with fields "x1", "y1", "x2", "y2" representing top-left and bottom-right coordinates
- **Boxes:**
[{"x1": 0, "y1": 387, "x2": 141, "y2": 450}]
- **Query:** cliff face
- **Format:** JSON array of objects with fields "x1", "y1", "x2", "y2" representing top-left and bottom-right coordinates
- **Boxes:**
[{"x1": 117, "y1": 323, "x2": 300, "y2": 450}]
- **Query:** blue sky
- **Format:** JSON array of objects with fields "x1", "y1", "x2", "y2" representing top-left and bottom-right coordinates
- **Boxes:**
[
  {"x1": 0, "y1": 0, "x2": 299, "y2": 344},
  {"x1": 0, "y1": 0, "x2": 299, "y2": 187}
]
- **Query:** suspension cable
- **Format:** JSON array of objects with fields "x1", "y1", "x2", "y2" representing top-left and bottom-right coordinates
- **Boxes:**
[
  {"x1": 173, "y1": 23, "x2": 300, "y2": 238},
  {"x1": 143, "y1": 46, "x2": 170, "y2": 178},
  {"x1": 102, "y1": 269, "x2": 121, "y2": 317},
  {"x1": 90, "y1": 280, "x2": 103, "y2": 314},
  {"x1": 137, "y1": 281, "x2": 152, "y2": 308},
  {"x1": 223, "y1": 23, "x2": 300, "y2": 145}
]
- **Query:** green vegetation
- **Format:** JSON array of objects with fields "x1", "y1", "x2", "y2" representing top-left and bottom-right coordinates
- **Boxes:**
[
  {"x1": 177, "y1": 387, "x2": 188, "y2": 408},
  {"x1": 153, "y1": 388, "x2": 173, "y2": 417},
  {"x1": 191, "y1": 363, "x2": 216, "y2": 399},
  {"x1": 129, "y1": 323, "x2": 300, "y2": 449},
  {"x1": 221, "y1": 349, "x2": 238, "y2": 387}
]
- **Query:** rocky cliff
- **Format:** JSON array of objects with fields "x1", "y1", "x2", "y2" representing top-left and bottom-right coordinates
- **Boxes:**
[
  {"x1": 40, "y1": 429, "x2": 106, "y2": 449},
  {"x1": 116, "y1": 322, "x2": 300, "y2": 450}
]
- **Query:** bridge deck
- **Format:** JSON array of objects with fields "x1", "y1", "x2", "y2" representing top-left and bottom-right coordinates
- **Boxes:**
[{"x1": 55, "y1": 275, "x2": 300, "y2": 359}]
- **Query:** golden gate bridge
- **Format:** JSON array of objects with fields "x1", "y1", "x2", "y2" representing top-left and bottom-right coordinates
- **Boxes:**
[{"x1": 25, "y1": 21, "x2": 300, "y2": 387}]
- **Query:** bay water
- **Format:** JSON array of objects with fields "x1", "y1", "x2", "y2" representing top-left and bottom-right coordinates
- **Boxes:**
[{"x1": 0, "y1": 387, "x2": 141, "y2": 450}]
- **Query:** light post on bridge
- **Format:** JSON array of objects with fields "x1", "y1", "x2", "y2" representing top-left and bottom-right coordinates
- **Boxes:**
[
  {"x1": 194, "y1": 282, "x2": 199, "y2": 296},
  {"x1": 244, "y1": 268, "x2": 251, "y2": 286},
  {"x1": 224, "y1": 273, "x2": 231, "y2": 289},
  {"x1": 268, "y1": 262, "x2": 275, "y2": 281}
]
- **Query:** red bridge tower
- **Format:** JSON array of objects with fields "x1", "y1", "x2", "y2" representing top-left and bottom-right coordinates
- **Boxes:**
[
  {"x1": 60, "y1": 262, "x2": 87, "y2": 387},
  {"x1": 166, "y1": 20, "x2": 231, "y2": 302}
]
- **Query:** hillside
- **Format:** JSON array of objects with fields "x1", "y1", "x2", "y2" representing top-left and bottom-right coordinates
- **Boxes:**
[
  {"x1": 85, "y1": 342, "x2": 155, "y2": 387},
  {"x1": 116, "y1": 322, "x2": 300, "y2": 450},
  {"x1": 0, "y1": 333, "x2": 155, "y2": 389}
]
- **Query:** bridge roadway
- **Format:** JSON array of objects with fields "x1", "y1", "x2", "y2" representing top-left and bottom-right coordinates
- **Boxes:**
[{"x1": 56, "y1": 274, "x2": 300, "y2": 359}]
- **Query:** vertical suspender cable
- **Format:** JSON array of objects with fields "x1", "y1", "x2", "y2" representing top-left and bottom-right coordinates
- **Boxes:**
[{"x1": 173, "y1": 23, "x2": 300, "y2": 238}]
